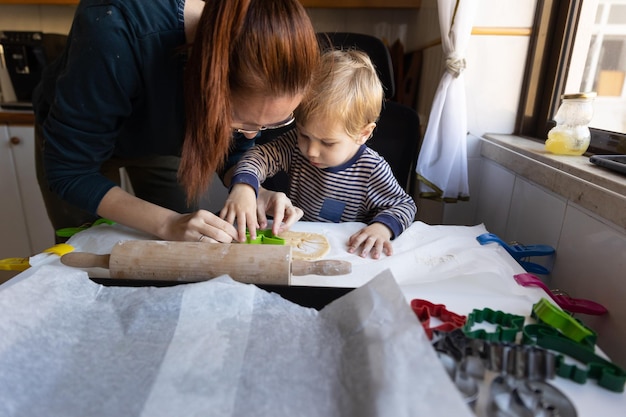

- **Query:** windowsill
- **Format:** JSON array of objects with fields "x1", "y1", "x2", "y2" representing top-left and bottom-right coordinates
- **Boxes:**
[{"x1": 481, "y1": 134, "x2": 626, "y2": 230}]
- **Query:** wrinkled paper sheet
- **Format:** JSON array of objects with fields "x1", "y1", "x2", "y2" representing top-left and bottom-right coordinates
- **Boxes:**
[{"x1": 0, "y1": 268, "x2": 472, "y2": 417}]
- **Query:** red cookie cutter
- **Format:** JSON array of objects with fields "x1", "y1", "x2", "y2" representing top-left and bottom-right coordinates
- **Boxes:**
[{"x1": 411, "y1": 299, "x2": 467, "y2": 340}]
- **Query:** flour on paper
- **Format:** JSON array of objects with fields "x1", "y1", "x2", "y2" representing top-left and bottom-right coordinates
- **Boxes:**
[
  {"x1": 415, "y1": 254, "x2": 456, "y2": 267},
  {"x1": 279, "y1": 231, "x2": 330, "y2": 260}
]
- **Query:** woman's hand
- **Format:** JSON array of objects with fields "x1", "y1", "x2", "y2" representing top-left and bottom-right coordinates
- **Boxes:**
[
  {"x1": 347, "y1": 223, "x2": 393, "y2": 259},
  {"x1": 162, "y1": 210, "x2": 239, "y2": 243},
  {"x1": 220, "y1": 184, "x2": 259, "y2": 242},
  {"x1": 256, "y1": 188, "x2": 303, "y2": 235},
  {"x1": 97, "y1": 186, "x2": 238, "y2": 243}
]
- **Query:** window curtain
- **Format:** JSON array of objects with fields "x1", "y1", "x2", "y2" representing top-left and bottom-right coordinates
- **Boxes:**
[{"x1": 416, "y1": 0, "x2": 476, "y2": 202}]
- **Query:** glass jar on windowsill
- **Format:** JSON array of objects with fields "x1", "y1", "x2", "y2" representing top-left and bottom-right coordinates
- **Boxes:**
[{"x1": 545, "y1": 92, "x2": 596, "y2": 156}]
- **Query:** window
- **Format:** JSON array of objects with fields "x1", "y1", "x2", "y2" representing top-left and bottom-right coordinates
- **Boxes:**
[{"x1": 517, "y1": 0, "x2": 626, "y2": 155}]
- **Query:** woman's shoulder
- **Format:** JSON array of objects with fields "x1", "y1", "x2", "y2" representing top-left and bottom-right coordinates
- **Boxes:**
[{"x1": 76, "y1": 0, "x2": 183, "y2": 36}]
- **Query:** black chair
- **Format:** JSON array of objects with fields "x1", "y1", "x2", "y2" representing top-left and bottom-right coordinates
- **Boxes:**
[{"x1": 258, "y1": 32, "x2": 421, "y2": 193}]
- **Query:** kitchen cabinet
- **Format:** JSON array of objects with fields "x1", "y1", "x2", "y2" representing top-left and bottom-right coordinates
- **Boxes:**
[
  {"x1": 0, "y1": 0, "x2": 421, "y2": 7},
  {"x1": 0, "y1": 123, "x2": 54, "y2": 262}
]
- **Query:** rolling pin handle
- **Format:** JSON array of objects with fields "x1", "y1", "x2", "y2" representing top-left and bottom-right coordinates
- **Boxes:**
[
  {"x1": 61, "y1": 252, "x2": 111, "y2": 269},
  {"x1": 291, "y1": 260, "x2": 352, "y2": 276}
]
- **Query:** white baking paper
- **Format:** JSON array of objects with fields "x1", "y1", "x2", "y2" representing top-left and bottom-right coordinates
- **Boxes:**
[{"x1": 0, "y1": 266, "x2": 472, "y2": 417}]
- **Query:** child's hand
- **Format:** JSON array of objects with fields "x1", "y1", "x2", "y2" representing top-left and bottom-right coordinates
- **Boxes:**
[
  {"x1": 220, "y1": 184, "x2": 259, "y2": 242},
  {"x1": 347, "y1": 223, "x2": 393, "y2": 259},
  {"x1": 257, "y1": 188, "x2": 304, "y2": 236}
]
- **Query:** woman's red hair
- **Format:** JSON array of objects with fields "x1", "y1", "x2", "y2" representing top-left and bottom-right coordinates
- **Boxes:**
[{"x1": 180, "y1": 0, "x2": 320, "y2": 203}]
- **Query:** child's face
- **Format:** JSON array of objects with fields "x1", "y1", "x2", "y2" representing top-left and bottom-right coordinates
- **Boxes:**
[{"x1": 296, "y1": 120, "x2": 368, "y2": 169}]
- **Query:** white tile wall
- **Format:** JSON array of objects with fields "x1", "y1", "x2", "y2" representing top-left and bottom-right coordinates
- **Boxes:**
[
  {"x1": 473, "y1": 159, "x2": 515, "y2": 237},
  {"x1": 550, "y1": 203, "x2": 626, "y2": 367},
  {"x1": 504, "y1": 177, "x2": 567, "y2": 275},
  {"x1": 505, "y1": 176, "x2": 566, "y2": 247}
]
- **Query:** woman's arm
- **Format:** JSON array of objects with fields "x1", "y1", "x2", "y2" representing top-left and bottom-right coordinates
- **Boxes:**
[{"x1": 97, "y1": 187, "x2": 238, "y2": 243}]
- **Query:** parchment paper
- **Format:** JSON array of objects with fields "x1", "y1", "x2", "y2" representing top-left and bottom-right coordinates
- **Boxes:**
[{"x1": 0, "y1": 266, "x2": 472, "y2": 417}]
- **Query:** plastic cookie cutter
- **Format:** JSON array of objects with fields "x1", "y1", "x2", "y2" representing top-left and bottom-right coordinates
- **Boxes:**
[
  {"x1": 244, "y1": 229, "x2": 285, "y2": 245},
  {"x1": 531, "y1": 297, "x2": 597, "y2": 347},
  {"x1": 476, "y1": 232, "x2": 555, "y2": 275},
  {"x1": 56, "y1": 218, "x2": 115, "y2": 238},
  {"x1": 463, "y1": 307, "x2": 525, "y2": 343},
  {"x1": 486, "y1": 374, "x2": 577, "y2": 417},
  {"x1": 0, "y1": 243, "x2": 75, "y2": 272},
  {"x1": 522, "y1": 323, "x2": 626, "y2": 392},
  {"x1": 514, "y1": 273, "x2": 608, "y2": 315},
  {"x1": 410, "y1": 299, "x2": 466, "y2": 340}
]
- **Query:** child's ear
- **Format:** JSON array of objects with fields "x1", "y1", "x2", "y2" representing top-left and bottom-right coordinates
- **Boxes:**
[{"x1": 357, "y1": 122, "x2": 377, "y2": 144}]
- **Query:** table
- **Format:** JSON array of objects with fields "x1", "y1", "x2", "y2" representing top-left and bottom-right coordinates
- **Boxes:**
[{"x1": 1, "y1": 221, "x2": 624, "y2": 416}]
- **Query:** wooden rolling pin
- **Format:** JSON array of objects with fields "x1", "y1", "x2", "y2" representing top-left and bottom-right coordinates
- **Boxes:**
[{"x1": 60, "y1": 240, "x2": 351, "y2": 285}]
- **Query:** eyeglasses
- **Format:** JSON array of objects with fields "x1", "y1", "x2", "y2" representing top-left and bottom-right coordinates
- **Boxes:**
[{"x1": 232, "y1": 113, "x2": 295, "y2": 135}]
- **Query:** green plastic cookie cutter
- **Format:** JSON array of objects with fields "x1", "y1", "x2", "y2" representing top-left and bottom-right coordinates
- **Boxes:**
[
  {"x1": 245, "y1": 229, "x2": 285, "y2": 245},
  {"x1": 463, "y1": 307, "x2": 525, "y2": 342},
  {"x1": 56, "y1": 218, "x2": 115, "y2": 238},
  {"x1": 523, "y1": 323, "x2": 625, "y2": 392},
  {"x1": 532, "y1": 298, "x2": 596, "y2": 346}
]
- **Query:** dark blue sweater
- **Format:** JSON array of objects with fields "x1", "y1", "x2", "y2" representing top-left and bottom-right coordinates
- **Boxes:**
[{"x1": 33, "y1": 0, "x2": 253, "y2": 214}]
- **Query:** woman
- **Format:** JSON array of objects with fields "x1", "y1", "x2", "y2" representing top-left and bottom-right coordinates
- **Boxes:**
[{"x1": 33, "y1": 0, "x2": 319, "y2": 243}]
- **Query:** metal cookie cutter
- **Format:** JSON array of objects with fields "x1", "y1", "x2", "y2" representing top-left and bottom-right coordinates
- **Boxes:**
[
  {"x1": 463, "y1": 307, "x2": 525, "y2": 343},
  {"x1": 433, "y1": 328, "x2": 557, "y2": 408},
  {"x1": 476, "y1": 233, "x2": 555, "y2": 275},
  {"x1": 410, "y1": 299, "x2": 466, "y2": 340},
  {"x1": 486, "y1": 374, "x2": 577, "y2": 417},
  {"x1": 432, "y1": 329, "x2": 487, "y2": 406},
  {"x1": 485, "y1": 341, "x2": 556, "y2": 382}
]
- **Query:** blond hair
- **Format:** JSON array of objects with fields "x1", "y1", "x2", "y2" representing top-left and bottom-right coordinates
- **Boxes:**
[{"x1": 295, "y1": 49, "x2": 384, "y2": 139}]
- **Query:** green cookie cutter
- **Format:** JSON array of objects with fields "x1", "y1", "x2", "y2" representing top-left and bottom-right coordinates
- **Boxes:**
[
  {"x1": 245, "y1": 229, "x2": 285, "y2": 245},
  {"x1": 523, "y1": 323, "x2": 625, "y2": 392},
  {"x1": 56, "y1": 218, "x2": 115, "y2": 238},
  {"x1": 463, "y1": 307, "x2": 525, "y2": 342},
  {"x1": 532, "y1": 297, "x2": 596, "y2": 346}
]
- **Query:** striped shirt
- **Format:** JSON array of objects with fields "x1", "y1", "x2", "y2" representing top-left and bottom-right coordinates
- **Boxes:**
[{"x1": 232, "y1": 130, "x2": 417, "y2": 239}]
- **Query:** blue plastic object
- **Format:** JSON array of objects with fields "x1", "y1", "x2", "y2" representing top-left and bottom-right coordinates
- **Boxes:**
[{"x1": 476, "y1": 233, "x2": 555, "y2": 274}]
